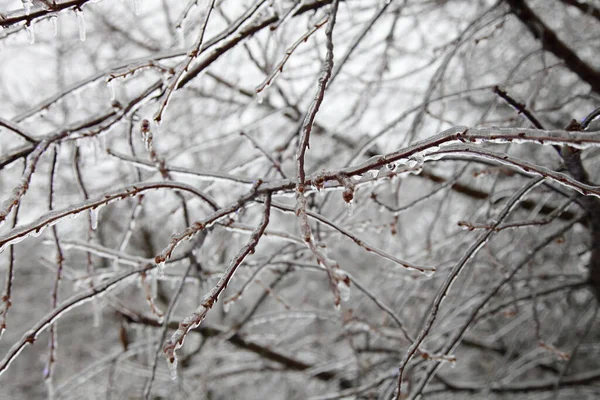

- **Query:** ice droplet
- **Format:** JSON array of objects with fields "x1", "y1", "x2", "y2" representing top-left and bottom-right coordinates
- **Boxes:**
[
  {"x1": 346, "y1": 202, "x2": 354, "y2": 217},
  {"x1": 90, "y1": 208, "x2": 99, "y2": 230},
  {"x1": 337, "y1": 280, "x2": 350, "y2": 301},
  {"x1": 26, "y1": 23, "x2": 35, "y2": 44},
  {"x1": 256, "y1": 92, "x2": 264, "y2": 105},
  {"x1": 22, "y1": 0, "x2": 32, "y2": 15},
  {"x1": 50, "y1": 15, "x2": 58, "y2": 37},
  {"x1": 422, "y1": 268, "x2": 435, "y2": 278},
  {"x1": 156, "y1": 261, "x2": 165, "y2": 278},
  {"x1": 106, "y1": 79, "x2": 116, "y2": 101},
  {"x1": 76, "y1": 10, "x2": 86, "y2": 42},
  {"x1": 167, "y1": 355, "x2": 178, "y2": 380}
]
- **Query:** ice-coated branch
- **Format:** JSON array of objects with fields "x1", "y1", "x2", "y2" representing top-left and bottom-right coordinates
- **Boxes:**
[
  {"x1": 162, "y1": 194, "x2": 272, "y2": 373},
  {"x1": 153, "y1": 0, "x2": 216, "y2": 124},
  {"x1": 0, "y1": 138, "x2": 54, "y2": 226},
  {"x1": 506, "y1": 0, "x2": 600, "y2": 94},
  {"x1": 493, "y1": 86, "x2": 545, "y2": 129},
  {"x1": 394, "y1": 177, "x2": 544, "y2": 398},
  {"x1": 43, "y1": 147, "x2": 64, "y2": 395},
  {"x1": 271, "y1": 200, "x2": 435, "y2": 275},
  {"x1": 427, "y1": 144, "x2": 600, "y2": 198},
  {"x1": 255, "y1": 15, "x2": 329, "y2": 94},
  {"x1": 0, "y1": 0, "x2": 94, "y2": 29},
  {"x1": 0, "y1": 117, "x2": 37, "y2": 143},
  {"x1": 294, "y1": 0, "x2": 341, "y2": 307},
  {"x1": 0, "y1": 264, "x2": 153, "y2": 377},
  {"x1": 154, "y1": 181, "x2": 264, "y2": 264},
  {"x1": 0, "y1": 181, "x2": 217, "y2": 253}
]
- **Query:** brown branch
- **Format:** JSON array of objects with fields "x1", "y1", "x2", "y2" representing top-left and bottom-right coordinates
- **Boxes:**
[
  {"x1": 493, "y1": 86, "x2": 545, "y2": 129},
  {"x1": 505, "y1": 0, "x2": 600, "y2": 94},
  {"x1": 0, "y1": 0, "x2": 94, "y2": 28},
  {"x1": 161, "y1": 194, "x2": 272, "y2": 371},
  {"x1": 557, "y1": 0, "x2": 600, "y2": 21},
  {"x1": 395, "y1": 178, "x2": 544, "y2": 398},
  {"x1": 0, "y1": 264, "x2": 153, "y2": 377},
  {"x1": 122, "y1": 312, "x2": 337, "y2": 382}
]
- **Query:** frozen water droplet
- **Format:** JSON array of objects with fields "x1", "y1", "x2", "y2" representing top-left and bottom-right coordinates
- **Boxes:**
[
  {"x1": 422, "y1": 268, "x2": 435, "y2": 278},
  {"x1": 167, "y1": 355, "x2": 178, "y2": 380},
  {"x1": 106, "y1": 79, "x2": 116, "y2": 101},
  {"x1": 337, "y1": 280, "x2": 350, "y2": 302},
  {"x1": 334, "y1": 301, "x2": 341, "y2": 311},
  {"x1": 256, "y1": 92, "x2": 264, "y2": 105},
  {"x1": 156, "y1": 261, "x2": 165, "y2": 278},
  {"x1": 50, "y1": 15, "x2": 58, "y2": 37},
  {"x1": 90, "y1": 208, "x2": 99, "y2": 230},
  {"x1": 76, "y1": 10, "x2": 86, "y2": 42},
  {"x1": 346, "y1": 202, "x2": 354, "y2": 217},
  {"x1": 177, "y1": 25, "x2": 185, "y2": 48},
  {"x1": 22, "y1": 0, "x2": 32, "y2": 15},
  {"x1": 26, "y1": 23, "x2": 35, "y2": 44},
  {"x1": 223, "y1": 300, "x2": 231, "y2": 313}
]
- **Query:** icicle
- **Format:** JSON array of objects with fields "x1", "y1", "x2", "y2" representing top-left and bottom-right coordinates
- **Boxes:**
[
  {"x1": 89, "y1": 206, "x2": 102, "y2": 230},
  {"x1": 345, "y1": 202, "x2": 354, "y2": 217},
  {"x1": 22, "y1": 0, "x2": 33, "y2": 15},
  {"x1": 334, "y1": 269, "x2": 351, "y2": 302},
  {"x1": 26, "y1": 23, "x2": 35, "y2": 44},
  {"x1": 337, "y1": 280, "x2": 350, "y2": 301},
  {"x1": 167, "y1": 354, "x2": 178, "y2": 380},
  {"x1": 106, "y1": 79, "x2": 116, "y2": 101},
  {"x1": 50, "y1": 15, "x2": 58, "y2": 37},
  {"x1": 76, "y1": 10, "x2": 86, "y2": 42},
  {"x1": 156, "y1": 261, "x2": 165, "y2": 278}
]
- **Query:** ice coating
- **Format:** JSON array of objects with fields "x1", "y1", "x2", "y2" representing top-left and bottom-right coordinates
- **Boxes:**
[{"x1": 76, "y1": 10, "x2": 85, "y2": 42}]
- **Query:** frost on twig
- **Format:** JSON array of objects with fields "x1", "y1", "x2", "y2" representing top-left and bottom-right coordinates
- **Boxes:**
[
  {"x1": 294, "y1": 0, "x2": 341, "y2": 307},
  {"x1": 153, "y1": 0, "x2": 216, "y2": 124},
  {"x1": 162, "y1": 194, "x2": 272, "y2": 371}
]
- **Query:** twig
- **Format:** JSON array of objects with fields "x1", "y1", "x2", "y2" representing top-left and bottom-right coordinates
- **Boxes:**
[
  {"x1": 162, "y1": 194, "x2": 272, "y2": 372},
  {"x1": 43, "y1": 147, "x2": 64, "y2": 396},
  {"x1": 295, "y1": 0, "x2": 341, "y2": 307},
  {"x1": 0, "y1": 181, "x2": 218, "y2": 252},
  {"x1": 0, "y1": 264, "x2": 154, "y2": 377},
  {"x1": 255, "y1": 15, "x2": 329, "y2": 94},
  {"x1": 0, "y1": 117, "x2": 37, "y2": 143},
  {"x1": 153, "y1": 0, "x2": 216, "y2": 124},
  {"x1": 143, "y1": 234, "x2": 205, "y2": 399},
  {"x1": 395, "y1": 177, "x2": 544, "y2": 398},
  {"x1": 493, "y1": 86, "x2": 545, "y2": 129}
]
